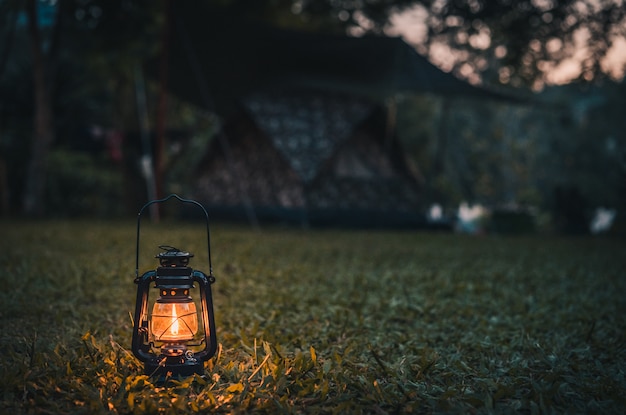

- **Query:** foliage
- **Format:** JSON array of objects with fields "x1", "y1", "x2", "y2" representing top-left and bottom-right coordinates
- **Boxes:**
[
  {"x1": 1, "y1": 220, "x2": 625, "y2": 414},
  {"x1": 44, "y1": 149, "x2": 125, "y2": 217},
  {"x1": 0, "y1": 0, "x2": 163, "y2": 215},
  {"x1": 395, "y1": 79, "x2": 626, "y2": 217},
  {"x1": 199, "y1": 1, "x2": 624, "y2": 86},
  {"x1": 276, "y1": 0, "x2": 626, "y2": 87}
]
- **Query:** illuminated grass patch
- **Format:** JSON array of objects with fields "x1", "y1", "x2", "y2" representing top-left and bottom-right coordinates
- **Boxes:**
[{"x1": 1, "y1": 221, "x2": 625, "y2": 414}]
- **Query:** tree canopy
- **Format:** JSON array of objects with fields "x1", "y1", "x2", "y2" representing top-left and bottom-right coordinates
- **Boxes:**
[
  {"x1": 4, "y1": 0, "x2": 623, "y2": 90},
  {"x1": 212, "y1": 0, "x2": 626, "y2": 88}
]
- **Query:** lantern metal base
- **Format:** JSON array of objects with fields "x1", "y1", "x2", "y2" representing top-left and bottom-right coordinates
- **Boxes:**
[{"x1": 144, "y1": 357, "x2": 204, "y2": 385}]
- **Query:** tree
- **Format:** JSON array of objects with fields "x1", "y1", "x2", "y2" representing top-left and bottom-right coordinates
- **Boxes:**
[
  {"x1": 257, "y1": 0, "x2": 625, "y2": 88},
  {"x1": 8, "y1": 0, "x2": 161, "y2": 216},
  {"x1": 21, "y1": 0, "x2": 63, "y2": 216}
]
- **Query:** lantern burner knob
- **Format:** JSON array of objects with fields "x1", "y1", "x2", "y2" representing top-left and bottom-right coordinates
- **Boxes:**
[{"x1": 161, "y1": 344, "x2": 187, "y2": 357}]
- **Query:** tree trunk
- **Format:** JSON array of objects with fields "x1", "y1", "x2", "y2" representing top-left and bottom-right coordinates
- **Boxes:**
[
  {"x1": 0, "y1": 4, "x2": 19, "y2": 216},
  {"x1": 22, "y1": 0, "x2": 56, "y2": 216}
]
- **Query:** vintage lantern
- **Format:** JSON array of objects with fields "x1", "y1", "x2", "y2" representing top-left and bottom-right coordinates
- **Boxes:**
[{"x1": 131, "y1": 194, "x2": 217, "y2": 381}]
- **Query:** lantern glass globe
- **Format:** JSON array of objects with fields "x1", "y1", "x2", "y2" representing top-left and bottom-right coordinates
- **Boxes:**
[{"x1": 151, "y1": 301, "x2": 199, "y2": 342}]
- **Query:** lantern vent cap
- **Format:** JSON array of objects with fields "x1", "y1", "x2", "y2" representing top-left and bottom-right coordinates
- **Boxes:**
[{"x1": 155, "y1": 245, "x2": 194, "y2": 259}]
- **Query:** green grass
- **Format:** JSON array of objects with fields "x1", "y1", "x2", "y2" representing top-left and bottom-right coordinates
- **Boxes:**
[{"x1": 1, "y1": 220, "x2": 625, "y2": 414}]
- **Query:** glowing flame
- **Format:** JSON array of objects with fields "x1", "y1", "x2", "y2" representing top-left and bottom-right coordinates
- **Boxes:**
[{"x1": 170, "y1": 307, "x2": 179, "y2": 335}]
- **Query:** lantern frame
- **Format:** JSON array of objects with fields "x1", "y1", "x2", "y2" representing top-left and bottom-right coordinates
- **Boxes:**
[{"x1": 131, "y1": 194, "x2": 217, "y2": 381}]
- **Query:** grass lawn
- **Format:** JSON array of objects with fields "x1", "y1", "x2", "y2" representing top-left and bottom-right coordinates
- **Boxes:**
[{"x1": 1, "y1": 220, "x2": 625, "y2": 414}]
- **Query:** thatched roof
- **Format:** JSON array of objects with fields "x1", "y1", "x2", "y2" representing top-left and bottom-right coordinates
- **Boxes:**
[{"x1": 157, "y1": 4, "x2": 522, "y2": 116}]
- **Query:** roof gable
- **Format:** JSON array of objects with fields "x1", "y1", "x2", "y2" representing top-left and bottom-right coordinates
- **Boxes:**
[{"x1": 244, "y1": 91, "x2": 374, "y2": 182}]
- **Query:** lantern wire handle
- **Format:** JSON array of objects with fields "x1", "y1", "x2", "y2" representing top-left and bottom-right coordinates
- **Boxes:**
[{"x1": 135, "y1": 194, "x2": 212, "y2": 279}]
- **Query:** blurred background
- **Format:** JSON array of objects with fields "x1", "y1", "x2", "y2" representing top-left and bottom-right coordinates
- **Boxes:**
[{"x1": 1, "y1": 0, "x2": 624, "y2": 235}]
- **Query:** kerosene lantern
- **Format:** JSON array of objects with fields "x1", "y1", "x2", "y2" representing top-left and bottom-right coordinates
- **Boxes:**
[{"x1": 131, "y1": 194, "x2": 217, "y2": 381}]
